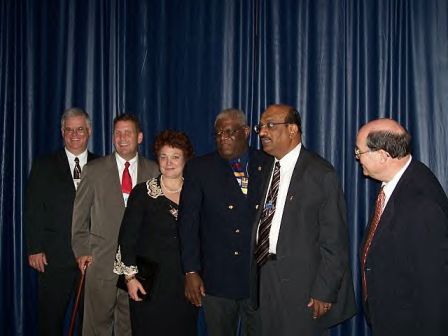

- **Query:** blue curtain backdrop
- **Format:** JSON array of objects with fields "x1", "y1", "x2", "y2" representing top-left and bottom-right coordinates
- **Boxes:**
[{"x1": 1, "y1": 0, "x2": 447, "y2": 335}]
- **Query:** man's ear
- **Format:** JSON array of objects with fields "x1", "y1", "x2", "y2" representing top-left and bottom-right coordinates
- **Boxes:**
[
  {"x1": 288, "y1": 124, "x2": 299, "y2": 136},
  {"x1": 138, "y1": 132, "x2": 144, "y2": 144},
  {"x1": 243, "y1": 126, "x2": 250, "y2": 139},
  {"x1": 379, "y1": 149, "x2": 391, "y2": 162}
]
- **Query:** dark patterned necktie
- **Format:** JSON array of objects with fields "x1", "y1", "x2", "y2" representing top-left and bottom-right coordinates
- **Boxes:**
[
  {"x1": 361, "y1": 186, "x2": 386, "y2": 300},
  {"x1": 255, "y1": 162, "x2": 281, "y2": 266},
  {"x1": 122, "y1": 161, "x2": 132, "y2": 194},
  {"x1": 74, "y1": 157, "x2": 81, "y2": 179}
]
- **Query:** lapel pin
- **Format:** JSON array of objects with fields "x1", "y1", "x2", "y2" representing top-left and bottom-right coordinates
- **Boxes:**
[{"x1": 289, "y1": 195, "x2": 294, "y2": 201}]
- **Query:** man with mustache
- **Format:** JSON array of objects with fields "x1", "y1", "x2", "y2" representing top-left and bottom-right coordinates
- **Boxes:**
[
  {"x1": 72, "y1": 113, "x2": 158, "y2": 335},
  {"x1": 178, "y1": 108, "x2": 269, "y2": 336},
  {"x1": 251, "y1": 104, "x2": 356, "y2": 335}
]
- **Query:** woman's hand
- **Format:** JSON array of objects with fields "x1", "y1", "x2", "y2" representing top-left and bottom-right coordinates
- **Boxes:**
[{"x1": 126, "y1": 277, "x2": 147, "y2": 301}]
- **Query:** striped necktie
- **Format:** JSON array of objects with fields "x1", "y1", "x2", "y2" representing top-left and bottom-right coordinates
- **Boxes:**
[{"x1": 254, "y1": 161, "x2": 281, "y2": 266}]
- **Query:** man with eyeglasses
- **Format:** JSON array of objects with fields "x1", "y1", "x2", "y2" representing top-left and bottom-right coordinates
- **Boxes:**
[
  {"x1": 356, "y1": 118, "x2": 448, "y2": 336},
  {"x1": 25, "y1": 107, "x2": 100, "y2": 335},
  {"x1": 251, "y1": 104, "x2": 356, "y2": 335},
  {"x1": 178, "y1": 108, "x2": 270, "y2": 336}
]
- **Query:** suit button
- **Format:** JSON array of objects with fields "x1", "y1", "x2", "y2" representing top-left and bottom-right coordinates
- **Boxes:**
[
  {"x1": 234, "y1": 251, "x2": 240, "y2": 255},
  {"x1": 228, "y1": 205, "x2": 234, "y2": 209},
  {"x1": 235, "y1": 229, "x2": 240, "y2": 234},
  {"x1": 255, "y1": 204, "x2": 259, "y2": 210}
]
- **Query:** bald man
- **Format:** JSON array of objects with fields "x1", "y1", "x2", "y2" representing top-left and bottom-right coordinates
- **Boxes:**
[{"x1": 356, "y1": 118, "x2": 448, "y2": 336}]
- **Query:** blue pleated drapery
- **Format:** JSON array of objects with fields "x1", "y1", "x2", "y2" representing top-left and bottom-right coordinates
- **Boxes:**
[{"x1": 1, "y1": 1, "x2": 448, "y2": 335}]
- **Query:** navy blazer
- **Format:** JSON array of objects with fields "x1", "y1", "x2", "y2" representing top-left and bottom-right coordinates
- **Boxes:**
[
  {"x1": 362, "y1": 159, "x2": 448, "y2": 336},
  {"x1": 178, "y1": 149, "x2": 271, "y2": 299}
]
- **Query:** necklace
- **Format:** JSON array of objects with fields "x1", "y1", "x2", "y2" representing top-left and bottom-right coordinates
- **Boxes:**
[{"x1": 160, "y1": 175, "x2": 184, "y2": 193}]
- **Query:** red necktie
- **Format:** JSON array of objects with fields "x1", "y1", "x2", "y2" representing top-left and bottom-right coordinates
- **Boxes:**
[
  {"x1": 122, "y1": 162, "x2": 132, "y2": 194},
  {"x1": 361, "y1": 186, "x2": 386, "y2": 300}
]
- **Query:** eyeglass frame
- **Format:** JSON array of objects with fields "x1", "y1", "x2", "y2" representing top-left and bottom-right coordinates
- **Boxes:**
[
  {"x1": 213, "y1": 126, "x2": 246, "y2": 139},
  {"x1": 253, "y1": 122, "x2": 290, "y2": 134},
  {"x1": 63, "y1": 127, "x2": 88, "y2": 135},
  {"x1": 354, "y1": 147, "x2": 373, "y2": 160}
]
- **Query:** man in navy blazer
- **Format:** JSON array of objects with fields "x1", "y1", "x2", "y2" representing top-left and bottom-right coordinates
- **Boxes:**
[
  {"x1": 25, "y1": 107, "x2": 99, "y2": 335},
  {"x1": 178, "y1": 108, "x2": 270, "y2": 336},
  {"x1": 356, "y1": 118, "x2": 448, "y2": 336}
]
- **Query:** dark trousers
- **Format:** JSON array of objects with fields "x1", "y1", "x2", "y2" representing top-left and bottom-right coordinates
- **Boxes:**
[
  {"x1": 202, "y1": 295, "x2": 257, "y2": 336},
  {"x1": 258, "y1": 260, "x2": 327, "y2": 336},
  {"x1": 37, "y1": 264, "x2": 82, "y2": 336}
]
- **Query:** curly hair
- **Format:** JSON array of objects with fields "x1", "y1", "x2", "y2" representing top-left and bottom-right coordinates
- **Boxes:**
[{"x1": 153, "y1": 130, "x2": 194, "y2": 161}]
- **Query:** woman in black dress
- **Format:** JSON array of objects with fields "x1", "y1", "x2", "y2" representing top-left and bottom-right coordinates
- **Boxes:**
[{"x1": 114, "y1": 130, "x2": 197, "y2": 335}]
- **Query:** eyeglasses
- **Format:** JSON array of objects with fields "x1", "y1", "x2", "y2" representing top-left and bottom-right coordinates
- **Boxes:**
[
  {"x1": 354, "y1": 147, "x2": 371, "y2": 160},
  {"x1": 214, "y1": 127, "x2": 244, "y2": 139},
  {"x1": 253, "y1": 122, "x2": 289, "y2": 134},
  {"x1": 64, "y1": 127, "x2": 87, "y2": 135}
]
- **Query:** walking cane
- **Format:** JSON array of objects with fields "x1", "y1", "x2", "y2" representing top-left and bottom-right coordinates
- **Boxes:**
[{"x1": 68, "y1": 265, "x2": 87, "y2": 336}]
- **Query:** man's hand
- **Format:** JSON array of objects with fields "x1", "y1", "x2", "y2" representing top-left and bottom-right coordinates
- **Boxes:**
[
  {"x1": 76, "y1": 256, "x2": 93, "y2": 273},
  {"x1": 184, "y1": 272, "x2": 205, "y2": 307},
  {"x1": 307, "y1": 298, "x2": 332, "y2": 319},
  {"x1": 28, "y1": 253, "x2": 48, "y2": 272}
]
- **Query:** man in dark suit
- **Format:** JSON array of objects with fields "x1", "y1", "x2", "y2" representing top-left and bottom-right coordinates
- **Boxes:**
[
  {"x1": 72, "y1": 113, "x2": 159, "y2": 336},
  {"x1": 252, "y1": 104, "x2": 356, "y2": 335},
  {"x1": 178, "y1": 108, "x2": 269, "y2": 336},
  {"x1": 25, "y1": 107, "x2": 99, "y2": 335},
  {"x1": 356, "y1": 118, "x2": 448, "y2": 336}
]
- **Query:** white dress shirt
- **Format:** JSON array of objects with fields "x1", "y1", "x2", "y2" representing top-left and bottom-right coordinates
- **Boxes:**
[
  {"x1": 258, "y1": 143, "x2": 302, "y2": 253},
  {"x1": 382, "y1": 155, "x2": 412, "y2": 210},
  {"x1": 115, "y1": 153, "x2": 138, "y2": 206},
  {"x1": 65, "y1": 148, "x2": 88, "y2": 189}
]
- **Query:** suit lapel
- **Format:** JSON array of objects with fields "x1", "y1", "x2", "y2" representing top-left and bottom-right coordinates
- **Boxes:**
[
  {"x1": 106, "y1": 154, "x2": 126, "y2": 208},
  {"x1": 275, "y1": 148, "x2": 310, "y2": 247},
  {"x1": 136, "y1": 153, "x2": 150, "y2": 183},
  {"x1": 283, "y1": 148, "x2": 309, "y2": 202},
  {"x1": 56, "y1": 149, "x2": 76, "y2": 193},
  {"x1": 367, "y1": 160, "x2": 414, "y2": 251}
]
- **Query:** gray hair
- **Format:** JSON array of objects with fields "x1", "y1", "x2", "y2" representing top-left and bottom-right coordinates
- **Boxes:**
[
  {"x1": 61, "y1": 107, "x2": 91, "y2": 129},
  {"x1": 366, "y1": 130, "x2": 411, "y2": 159},
  {"x1": 214, "y1": 108, "x2": 247, "y2": 128}
]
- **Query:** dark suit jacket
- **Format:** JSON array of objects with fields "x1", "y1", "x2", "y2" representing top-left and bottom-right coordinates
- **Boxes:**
[
  {"x1": 178, "y1": 149, "x2": 270, "y2": 299},
  {"x1": 362, "y1": 159, "x2": 448, "y2": 336},
  {"x1": 251, "y1": 147, "x2": 356, "y2": 331},
  {"x1": 25, "y1": 149, "x2": 99, "y2": 267}
]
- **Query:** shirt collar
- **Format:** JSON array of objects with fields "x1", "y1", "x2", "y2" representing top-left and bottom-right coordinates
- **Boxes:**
[
  {"x1": 65, "y1": 148, "x2": 88, "y2": 161},
  {"x1": 115, "y1": 152, "x2": 138, "y2": 166},
  {"x1": 382, "y1": 155, "x2": 412, "y2": 197},
  {"x1": 276, "y1": 143, "x2": 302, "y2": 171}
]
